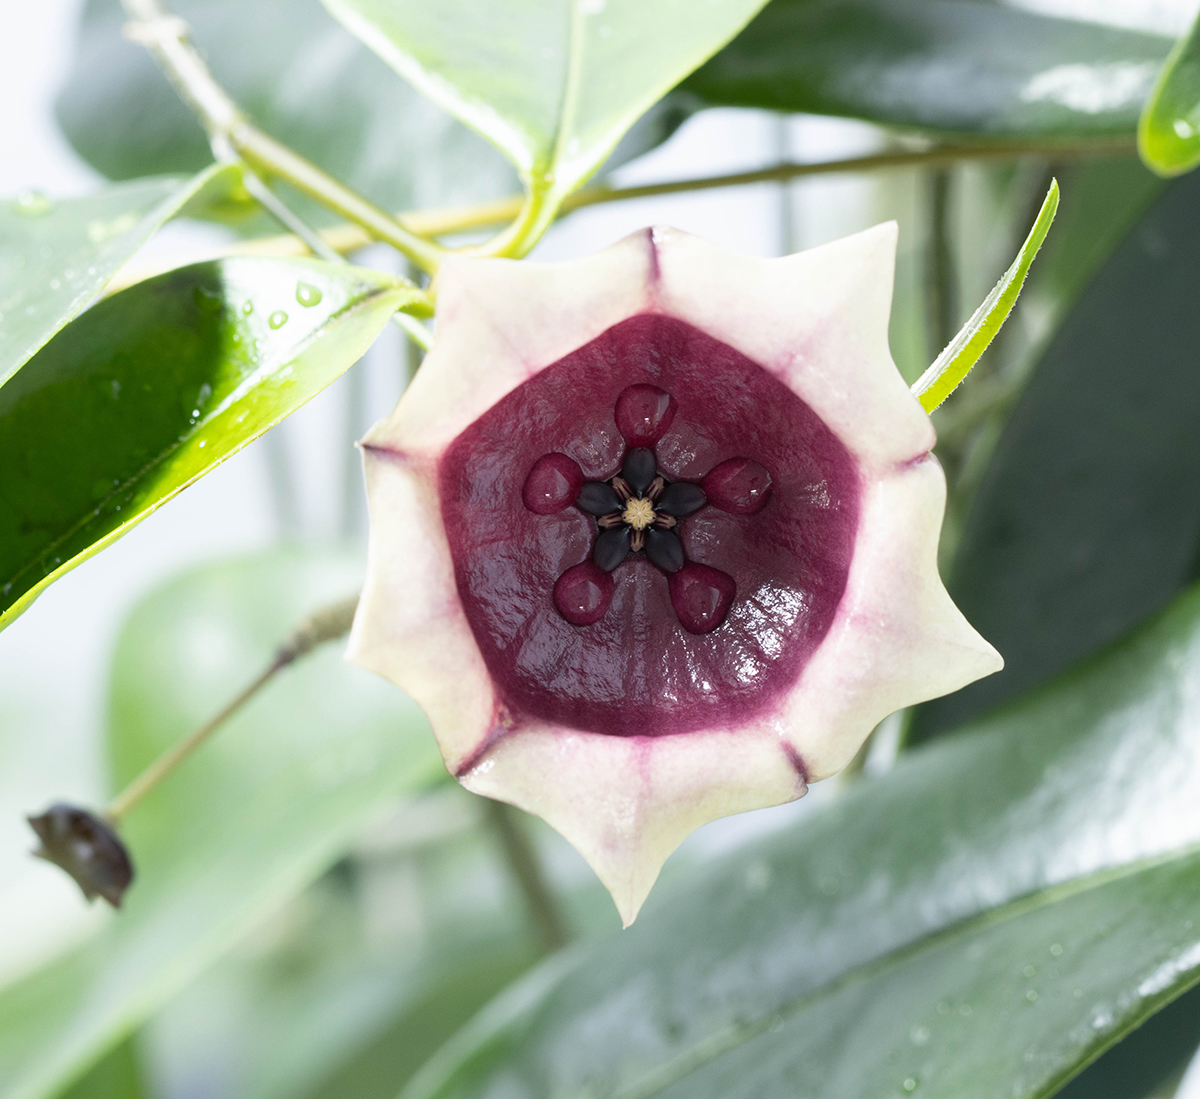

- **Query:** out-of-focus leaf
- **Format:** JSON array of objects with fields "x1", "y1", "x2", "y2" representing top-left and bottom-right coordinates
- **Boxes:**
[
  {"x1": 685, "y1": 0, "x2": 1174, "y2": 139},
  {"x1": 1140, "y1": 10, "x2": 1200, "y2": 175},
  {"x1": 57, "y1": 1038, "x2": 146, "y2": 1099},
  {"x1": 0, "y1": 165, "x2": 237, "y2": 388},
  {"x1": 912, "y1": 163, "x2": 1200, "y2": 741},
  {"x1": 401, "y1": 580, "x2": 1200, "y2": 1099},
  {"x1": 0, "y1": 548, "x2": 445, "y2": 1099},
  {"x1": 57, "y1": 0, "x2": 519, "y2": 230},
  {"x1": 319, "y1": 0, "x2": 766, "y2": 227},
  {"x1": 914, "y1": 179, "x2": 1057, "y2": 412},
  {"x1": 146, "y1": 792, "x2": 539, "y2": 1099},
  {"x1": 0, "y1": 257, "x2": 417, "y2": 632}
]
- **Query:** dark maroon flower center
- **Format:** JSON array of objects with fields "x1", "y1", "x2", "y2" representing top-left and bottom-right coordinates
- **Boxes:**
[
  {"x1": 439, "y1": 314, "x2": 861, "y2": 737},
  {"x1": 527, "y1": 399, "x2": 773, "y2": 634}
]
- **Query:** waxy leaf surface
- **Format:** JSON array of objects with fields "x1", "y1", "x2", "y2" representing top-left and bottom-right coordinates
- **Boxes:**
[
  {"x1": 1140, "y1": 9, "x2": 1200, "y2": 175},
  {"x1": 685, "y1": 0, "x2": 1174, "y2": 138},
  {"x1": 0, "y1": 165, "x2": 236, "y2": 389},
  {"x1": 319, "y1": 0, "x2": 768, "y2": 204},
  {"x1": 401, "y1": 581, "x2": 1200, "y2": 1099},
  {"x1": 914, "y1": 164, "x2": 1200, "y2": 740},
  {"x1": 0, "y1": 257, "x2": 416, "y2": 631},
  {"x1": 0, "y1": 549, "x2": 444, "y2": 1099}
]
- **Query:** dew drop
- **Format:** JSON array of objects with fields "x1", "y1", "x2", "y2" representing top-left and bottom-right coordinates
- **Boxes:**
[
  {"x1": 902, "y1": 1077, "x2": 919, "y2": 1093},
  {"x1": 269, "y1": 310, "x2": 289, "y2": 329},
  {"x1": 1050, "y1": 943, "x2": 1063, "y2": 956},
  {"x1": 14, "y1": 190, "x2": 53, "y2": 216},
  {"x1": 1026, "y1": 989, "x2": 1039, "y2": 1003},
  {"x1": 241, "y1": 300, "x2": 254, "y2": 315},
  {"x1": 1023, "y1": 965, "x2": 1036, "y2": 979},
  {"x1": 295, "y1": 281, "x2": 323, "y2": 307}
]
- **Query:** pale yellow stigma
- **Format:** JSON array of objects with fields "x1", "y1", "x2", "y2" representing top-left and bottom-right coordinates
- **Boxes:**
[{"x1": 623, "y1": 498, "x2": 656, "y2": 530}]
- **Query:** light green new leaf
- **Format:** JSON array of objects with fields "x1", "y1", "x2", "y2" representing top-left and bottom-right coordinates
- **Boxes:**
[
  {"x1": 0, "y1": 548, "x2": 445, "y2": 1099},
  {"x1": 0, "y1": 257, "x2": 418, "y2": 632},
  {"x1": 402, "y1": 580, "x2": 1200, "y2": 1099},
  {"x1": 912, "y1": 179, "x2": 1058, "y2": 412},
  {"x1": 320, "y1": 0, "x2": 768, "y2": 232},
  {"x1": 1140, "y1": 10, "x2": 1200, "y2": 175},
  {"x1": 0, "y1": 164, "x2": 238, "y2": 389},
  {"x1": 911, "y1": 166, "x2": 1200, "y2": 742}
]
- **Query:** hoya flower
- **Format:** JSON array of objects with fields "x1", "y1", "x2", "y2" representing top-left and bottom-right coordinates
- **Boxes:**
[{"x1": 349, "y1": 224, "x2": 1001, "y2": 925}]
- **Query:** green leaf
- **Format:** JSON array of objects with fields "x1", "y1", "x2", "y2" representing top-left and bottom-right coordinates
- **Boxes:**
[
  {"x1": 912, "y1": 164, "x2": 1200, "y2": 742},
  {"x1": 0, "y1": 165, "x2": 237, "y2": 389},
  {"x1": 57, "y1": 1038, "x2": 146, "y2": 1099},
  {"x1": 1140, "y1": 10, "x2": 1200, "y2": 175},
  {"x1": 0, "y1": 548, "x2": 445, "y2": 1099},
  {"x1": 145, "y1": 795, "x2": 539, "y2": 1099},
  {"x1": 401, "y1": 581, "x2": 1200, "y2": 1099},
  {"x1": 0, "y1": 257, "x2": 416, "y2": 632},
  {"x1": 685, "y1": 0, "x2": 1174, "y2": 139},
  {"x1": 319, "y1": 0, "x2": 768, "y2": 229},
  {"x1": 913, "y1": 180, "x2": 1058, "y2": 412},
  {"x1": 56, "y1": 0, "x2": 519, "y2": 230}
]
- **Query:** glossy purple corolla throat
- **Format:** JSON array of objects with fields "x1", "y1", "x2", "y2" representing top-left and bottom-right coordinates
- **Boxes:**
[{"x1": 438, "y1": 313, "x2": 861, "y2": 738}]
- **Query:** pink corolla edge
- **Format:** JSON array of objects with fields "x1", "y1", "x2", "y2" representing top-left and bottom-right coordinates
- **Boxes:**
[{"x1": 348, "y1": 224, "x2": 1002, "y2": 927}]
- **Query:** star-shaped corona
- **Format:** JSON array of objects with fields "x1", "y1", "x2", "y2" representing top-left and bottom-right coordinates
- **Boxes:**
[{"x1": 349, "y1": 224, "x2": 1002, "y2": 926}]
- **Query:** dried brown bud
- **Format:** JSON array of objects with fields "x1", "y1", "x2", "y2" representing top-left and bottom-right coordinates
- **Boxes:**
[{"x1": 28, "y1": 803, "x2": 134, "y2": 908}]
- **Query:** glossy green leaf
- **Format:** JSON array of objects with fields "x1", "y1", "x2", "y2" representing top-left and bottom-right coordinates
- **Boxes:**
[
  {"x1": 912, "y1": 164, "x2": 1200, "y2": 741},
  {"x1": 914, "y1": 179, "x2": 1058, "y2": 412},
  {"x1": 319, "y1": 0, "x2": 767, "y2": 226},
  {"x1": 0, "y1": 548, "x2": 445, "y2": 1099},
  {"x1": 0, "y1": 165, "x2": 237, "y2": 388},
  {"x1": 1140, "y1": 10, "x2": 1200, "y2": 175},
  {"x1": 0, "y1": 257, "x2": 417, "y2": 632},
  {"x1": 402, "y1": 580, "x2": 1200, "y2": 1099},
  {"x1": 685, "y1": 0, "x2": 1174, "y2": 138}
]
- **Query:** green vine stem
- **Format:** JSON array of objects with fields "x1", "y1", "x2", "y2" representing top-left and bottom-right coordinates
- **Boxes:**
[
  {"x1": 105, "y1": 595, "x2": 360, "y2": 823},
  {"x1": 119, "y1": 0, "x2": 445, "y2": 274},
  {"x1": 110, "y1": 139, "x2": 1129, "y2": 294}
]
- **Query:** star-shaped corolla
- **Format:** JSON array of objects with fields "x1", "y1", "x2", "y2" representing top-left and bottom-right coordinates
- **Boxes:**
[{"x1": 349, "y1": 224, "x2": 1002, "y2": 926}]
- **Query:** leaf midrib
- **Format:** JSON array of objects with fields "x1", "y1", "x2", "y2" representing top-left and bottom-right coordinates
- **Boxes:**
[{"x1": 612, "y1": 839, "x2": 1200, "y2": 1099}]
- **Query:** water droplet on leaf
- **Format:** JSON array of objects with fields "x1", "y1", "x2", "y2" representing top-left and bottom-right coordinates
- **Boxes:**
[
  {"x1": 269, "y1": 310, "x2": 288, "y2": 329},
  {"x1": 295, "y1": 281, "x2": 322, "y2": 307}
]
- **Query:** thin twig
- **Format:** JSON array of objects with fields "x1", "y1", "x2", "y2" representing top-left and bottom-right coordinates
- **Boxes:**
[
  {"x1": 108, "y1": 136, "x2": 1137, "y2": 293},
  {"x1": 118, "y1": 0, "x2": 444, "y2": 273},
  {"x1": 106, "y1": 594, "x2": 360, "y2": 822},
  {"x1": 483, "y1": 798, "x2": 571, "y2": 953}
]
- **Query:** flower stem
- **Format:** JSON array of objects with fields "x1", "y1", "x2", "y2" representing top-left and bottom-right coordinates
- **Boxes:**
[
  {"x1": 117, "y1": 0, "x2": 444, "y2": 274},
  {"x1": 105, "y1": 595, "x2": 360, "y2": 823},
  {"x1": 483, "y1": 798, "x2": 571, "y2": 954}
]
